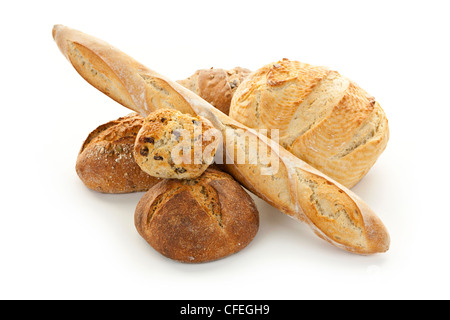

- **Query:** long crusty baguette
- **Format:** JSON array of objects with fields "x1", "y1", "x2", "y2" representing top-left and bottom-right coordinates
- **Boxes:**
[{"x1": 53, "y1": 25, "x2": 390, "y2": 254}]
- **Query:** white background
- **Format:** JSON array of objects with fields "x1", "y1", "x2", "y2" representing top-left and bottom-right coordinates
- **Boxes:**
[{"x1": 1, "y1": 0, "x2": 449, "y2": 300}]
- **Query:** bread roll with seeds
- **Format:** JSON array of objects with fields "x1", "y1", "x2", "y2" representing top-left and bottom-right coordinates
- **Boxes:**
[
  {"x1": 229, "y1": 59, "x2": 389, "y2": 188},
  {"x1": 177, "y1": 67, "x2": 251, "y2": 115},
  {"x1": 135, "y1": 168, "x2": 259, "y2": 263},
  {"x1": 76, "y1": 113, "x2": 162, "y2": 193},
  {"x1": 133, "y1": 108, "x2": 221, "y2": 179}
]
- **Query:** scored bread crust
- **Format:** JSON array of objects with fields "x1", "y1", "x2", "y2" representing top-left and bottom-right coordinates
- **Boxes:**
[
  {"x1": 53, "y1": 25, "x2": 390, "y2": 254},
  {"x1": 229, "y1": 59, "x2": 389, "y2": 188},
  {"x1": 135, "y1": 168, "x2": 259, "y2": 263},
  {"x1": 177, "y1": 67, "x2": 251, "y2": 115},
  {"x1": 76, "y1": 113, "x2": 161, "y2": 193}
]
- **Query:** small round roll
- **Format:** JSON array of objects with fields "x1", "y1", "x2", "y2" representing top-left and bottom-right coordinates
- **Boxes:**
[
  {"x1": 76, "y1": 113, "x2": 162, "y2": 193},
  {"x1": 133, "y1": 108, "x2": 221, "y2": 179},
  {"x1": 177, "y1": 67, "x2": 252, "y2": 115},
  {"x1": 134, "y1": 168, "x2": 260, "y2": 263}
]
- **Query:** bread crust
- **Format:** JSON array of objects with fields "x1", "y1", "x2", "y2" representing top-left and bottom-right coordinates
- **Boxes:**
[
  {"x1": 177, "y1": 67, "x2": 251, "y2": 115},
  {"x1": 229, "y1": 59, "x2": 389, "y2": 188},
  {"x1": 54, "y1": 25, "x2": 390, "y2": 254},
  {"x1": 135, "y1": 168, "x2": 259, "y2": 263},
  {"x1": 76, "y1": 113, "x2": 161, "y2": 193},
  {"x1": 133, "y1": 108, "x2": 220, "y2": 179}
]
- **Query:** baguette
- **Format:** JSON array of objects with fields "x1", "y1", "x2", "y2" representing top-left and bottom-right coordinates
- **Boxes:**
[{"x1": 53, "y1": 25, "x2": 390, "y2": 254}]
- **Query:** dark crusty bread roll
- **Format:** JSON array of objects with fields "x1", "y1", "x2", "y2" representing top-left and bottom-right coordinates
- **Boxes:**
[
  {"x1": 135, "y1": 168, "x2": 259, "y2": 263},
  {"x1": 177, "y1": 67, "x2": 251, "y2": 115},
  {"x1": 76, "y1": 113, "x2": 162, "y2": 193},
  {"x1": 134, "y1": 108, "x2": 221, "y2": 180}
]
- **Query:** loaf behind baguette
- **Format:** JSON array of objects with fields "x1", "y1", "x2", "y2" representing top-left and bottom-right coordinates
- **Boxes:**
[
  {"x1": 53, "y1": 25, "x2": 390, "y2": 254},
  {"x1": 176, "y1": 67, "x2": 251, "y2": 115}
]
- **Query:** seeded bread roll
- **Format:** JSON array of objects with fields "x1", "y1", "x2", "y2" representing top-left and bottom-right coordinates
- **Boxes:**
[
  {"x1": 133, "y1": 108, "x2": 221, "y2": 179},
  {"x1": 177, "y1": 67, "x2": 251, "y2": 115},
  {"x1": 135, "y1": 168, "x2": 259, "y2": 263},
  {"x1": 76, "y1": 113, "x2": 162, "y2": 193}
]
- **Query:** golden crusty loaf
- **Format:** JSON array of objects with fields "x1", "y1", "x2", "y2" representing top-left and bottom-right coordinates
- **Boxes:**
[
  {"x1": 76, "y1": 113, "x2": 161, "y2": 193},
  {"x1": 135, "y1": 168, "x2": 259, "y2": 263},
  {"x1": 53, "y1": 25, "x2": 390, "y2": 254},
  {"x1": 134, "y1": 108, "x2": 220, "y2": 179},
  {"x1": 177, "y1": 67, "x2": 251, "y2": 115},
  {"x1": 230, "y1": 59, "x2": 389, "y2": 188}
]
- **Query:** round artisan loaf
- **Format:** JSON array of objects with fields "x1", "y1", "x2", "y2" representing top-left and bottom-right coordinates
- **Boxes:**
[
  {"x1": 133, "y1": 108, "x2": 221, "y2": 180},
  {"x1": 177, "y1": 67, "x2": 251, "y2": 115},
  {"x1": 135, "y1": 168, "x2": 259, "y2": 263},
  {"x1": 76, "y1": 113, "x2": 162, "y2": 193},
  {"x1": 229, "y1": 58, "x2": 389, "y2": 188}
]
